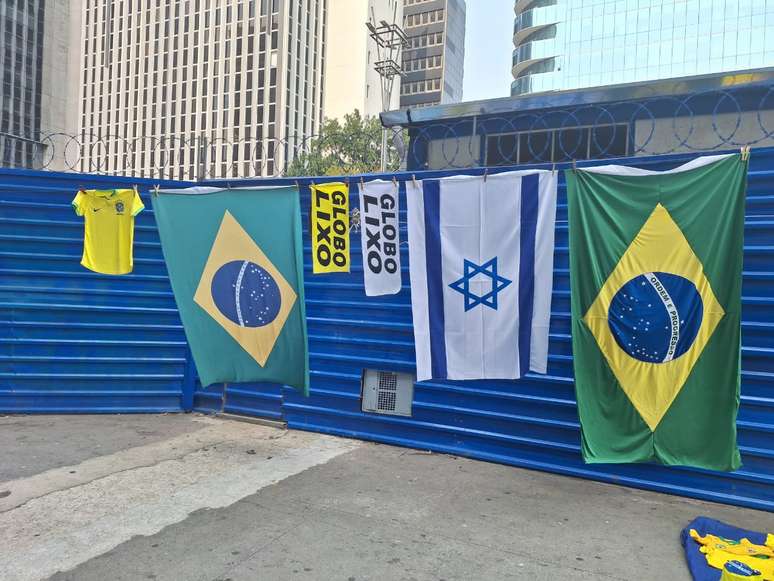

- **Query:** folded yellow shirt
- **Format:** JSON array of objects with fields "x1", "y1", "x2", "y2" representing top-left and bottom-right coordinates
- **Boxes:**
[{"x1": 691, "y1": 529, "x2": 774, "y2": 580}]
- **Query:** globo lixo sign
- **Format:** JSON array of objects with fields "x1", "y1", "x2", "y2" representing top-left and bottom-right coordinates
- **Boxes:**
[
  {"x1": 311, "y1": 182, "x2": 350, "y2": 274},
  {"x1": 359, "y1": 179, "x2": 402, "y2": 296}
]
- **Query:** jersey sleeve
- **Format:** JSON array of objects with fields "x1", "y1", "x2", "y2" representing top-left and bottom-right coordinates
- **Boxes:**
[
  {"x1": 131, "y1": 190, "x2": 145, "y2": 217},
  {"x1": 72, "y1": 191, "x2": 86, "y2": 216}
]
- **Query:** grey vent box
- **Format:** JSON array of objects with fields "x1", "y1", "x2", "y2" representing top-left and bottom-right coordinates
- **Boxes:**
[{"x1": 361, "y1": 369, "x2": 414, "y2": 417}]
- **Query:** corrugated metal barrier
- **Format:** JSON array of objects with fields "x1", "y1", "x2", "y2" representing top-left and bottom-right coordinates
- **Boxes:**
[
  {"x1": 2, "y1": 147, "x2": 773, "y2": 512},
  {"x1": 211, "y1": 148, "x2": 774, "y2": 513},
  {"x1": 0, "y1": 170, "x2": 193, "y2": 412}
]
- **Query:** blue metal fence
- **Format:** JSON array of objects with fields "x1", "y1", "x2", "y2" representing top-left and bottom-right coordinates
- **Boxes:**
[
  {"x1": 1, "y1": 146, "x2": 772, "y2": 512},
  {"x1": 0, "y1": 169, "x2": 193, "y2": 412},
  {"x1": 209, "y1": 148, "x2": 774, "y2": 513}
]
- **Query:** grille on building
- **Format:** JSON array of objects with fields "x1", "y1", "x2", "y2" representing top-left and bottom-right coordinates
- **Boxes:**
[{"x1": 361, "y1": 369, "x2": 414, "y2": 416}]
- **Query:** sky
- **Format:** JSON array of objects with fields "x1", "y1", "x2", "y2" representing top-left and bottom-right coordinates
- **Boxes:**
[{"x1": 462, "y1": 0, "x2": 515, "y2": 102}]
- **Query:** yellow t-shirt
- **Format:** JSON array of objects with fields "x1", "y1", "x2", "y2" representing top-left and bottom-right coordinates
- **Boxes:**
[{"x1": 72, "y1": 188, "x2": 145, "y2": 275}]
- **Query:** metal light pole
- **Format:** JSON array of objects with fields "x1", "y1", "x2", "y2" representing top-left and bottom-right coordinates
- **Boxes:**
[{"x1": 367, "y1": 5, "x2": 409, "y2": 172}]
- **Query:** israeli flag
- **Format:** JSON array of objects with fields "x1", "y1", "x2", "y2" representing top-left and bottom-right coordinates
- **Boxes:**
[{"x1": 407, "y1": 171, "x2": 557, "y2": 381}]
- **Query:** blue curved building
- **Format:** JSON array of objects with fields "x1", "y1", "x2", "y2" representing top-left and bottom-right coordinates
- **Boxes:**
[{"x1": 512, "y1": 0, "x2": 774, "y2": 96}]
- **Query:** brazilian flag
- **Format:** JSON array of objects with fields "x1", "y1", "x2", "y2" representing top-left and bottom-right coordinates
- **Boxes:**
[
  {"x1": 154, "y1": 187, "x2": 309, "y2": 394},
  {"x1": 566, "y1": 154, "x2": 747, "y2": 471}
]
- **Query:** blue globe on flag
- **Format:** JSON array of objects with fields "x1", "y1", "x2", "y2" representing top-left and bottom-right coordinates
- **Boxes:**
[
  {"x1": 211, "y1": 260, "x2": 282, "y2": 328},
  {"x1": 607, "y1": 272, "x2": 703, "y2": 363}
]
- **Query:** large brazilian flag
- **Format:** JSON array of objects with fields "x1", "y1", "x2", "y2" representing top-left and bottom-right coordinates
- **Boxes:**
[
  {"x1": 566, "y1": 154, "x2": 747, "y2": 471},
  {"x1": 154, "y1": 187, "x2": 309, "y2": 394}
]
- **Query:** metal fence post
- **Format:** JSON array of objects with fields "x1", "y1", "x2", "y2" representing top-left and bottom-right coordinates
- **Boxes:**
[
  {"x1": 197, "y1": 134, "x2": 208, "y2": 182},
  {"x1": 181, "y1": 347, "x2": 196, "y2": 412},
  {"x1": 380, "y1": 128, "x2": 388, "y2": 172}
]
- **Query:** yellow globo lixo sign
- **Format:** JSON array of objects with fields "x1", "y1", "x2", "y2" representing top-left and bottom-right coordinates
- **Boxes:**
[{"x1": 311, "y1": 182, "x2": 350, "y2": 274}]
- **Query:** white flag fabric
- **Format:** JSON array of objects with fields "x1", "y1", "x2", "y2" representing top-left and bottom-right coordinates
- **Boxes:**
[
  {"x1": 359, "y1": 179, "x2": 401, "y2": 296},
  {"x1": 407, "y1": 170, "x2": 558, "y2": 381}
]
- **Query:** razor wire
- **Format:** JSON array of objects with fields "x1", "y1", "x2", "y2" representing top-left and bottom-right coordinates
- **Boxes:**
[{"x1": 2, "y1": 83, "x2": 774, "y2": 178}]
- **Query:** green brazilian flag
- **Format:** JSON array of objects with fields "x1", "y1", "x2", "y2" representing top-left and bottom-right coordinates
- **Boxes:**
[
  {"x1": 153, "y1": 186, "x2": 309, "y2": 395},
  {"x1": 566, "y1": 154, "x2": 747, "y2": 471}
]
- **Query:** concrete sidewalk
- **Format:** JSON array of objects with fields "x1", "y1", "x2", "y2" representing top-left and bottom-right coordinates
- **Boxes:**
[{"x1": 1, "y1": 415, "x2": 772, "y2": 581}]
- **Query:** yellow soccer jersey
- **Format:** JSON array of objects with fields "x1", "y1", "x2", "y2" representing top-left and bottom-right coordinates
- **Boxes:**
[
  {"x1": 704, "y1": 549, "x2": 773, "y2": 580},
  {"x1": 691, "y1": 529, "x2": 774, "y2": 580},
  {"x1": 691, "y1": 530, "x2": 774, "y2": 558},
  {"x1": 72, "y1": 188, "x2": 144, "y2": 275}
]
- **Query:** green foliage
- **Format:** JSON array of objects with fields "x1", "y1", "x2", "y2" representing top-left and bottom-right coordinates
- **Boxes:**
[{"x1": 285, "y1": 110, "x2": 395, "y2": 177}]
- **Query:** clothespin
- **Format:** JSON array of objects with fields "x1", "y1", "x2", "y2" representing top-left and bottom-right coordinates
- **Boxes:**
[
  {"x1": 412, "y1": 174, "x2": 418, "y2": 188},
  {"x1": 572, "y1": 159, "x2": 577, "y2": 171},
  {"x1": 152, "y1": 184, "x2": 160, "y2": 197},
  {"x1": 391, "y1": 175, "x2": 397, "y2": 187},
  {"x1": 551, "y1": 162, "x2": 556, "y2": 174},
  {"x1": 483, "y1": 168, "x2": 488, "y2": 182},
  {"x1": 294, "y1": 180, "x2": 300, "y2": 190},
  {"x1": 741, "y1": 146, "x2": 751, "y2": 161},
  {"x1": 360, "y1": 176, "x2": 365, "y2": 189}
]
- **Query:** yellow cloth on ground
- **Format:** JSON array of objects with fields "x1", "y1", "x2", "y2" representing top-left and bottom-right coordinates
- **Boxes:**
[
  {"x1": 72, "y1": 188, "x2": 144, "y2": 275},
  {"x1": 690, "y1": 529, "x2": 774, "y2": 580}
]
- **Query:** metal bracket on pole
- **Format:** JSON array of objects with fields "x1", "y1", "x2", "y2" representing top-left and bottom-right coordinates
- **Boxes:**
[{"x1": 368, "y1": 5, "x2": 409, "y2": 173}]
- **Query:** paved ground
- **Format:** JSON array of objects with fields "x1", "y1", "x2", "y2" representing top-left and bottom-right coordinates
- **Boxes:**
[{"x1": 1, "y1": 415, "x2": 772, "y2": 581}]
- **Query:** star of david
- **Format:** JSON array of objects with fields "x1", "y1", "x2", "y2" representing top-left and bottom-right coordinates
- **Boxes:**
[{"x1": 449, "y1": 257, "x2": 512, "y2": 312}]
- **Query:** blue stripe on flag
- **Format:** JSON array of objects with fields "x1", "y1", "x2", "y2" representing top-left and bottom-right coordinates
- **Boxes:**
[
  {"x1": 423, "y1": 180, "x2": 447, "y2": 379},
  {"x1": 518, "y1": 174, "x2": 539, "y2": 375}
]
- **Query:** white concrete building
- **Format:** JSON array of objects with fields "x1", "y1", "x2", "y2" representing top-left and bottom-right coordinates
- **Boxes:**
[
  {"x1": 78, "y1": 0, "x2": 326, "y2": 179},
  {"x1": 41, "y1": 0, "x2": 82, "y2": 139},
  {"x1": 323, "y1": 0, "x2": 403, "y2": 121}
]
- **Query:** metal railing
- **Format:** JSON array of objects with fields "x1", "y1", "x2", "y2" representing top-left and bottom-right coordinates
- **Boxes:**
[
  {"x1": 2, "y1": 82, "x2": 774, "y2": 178},
  {"x1": 401, "y1": 83, "x2": 774, "y2": 170},
  {"x1": 0, "y1": 129, "x2": 408, "y2": 179}
]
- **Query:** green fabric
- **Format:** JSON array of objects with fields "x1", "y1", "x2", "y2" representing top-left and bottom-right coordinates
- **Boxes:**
[
  {"x1": 566, "y1": 155, "x2": 747, "y2": 471},
  {"x1": 153, "y1": 188, "x2": 309, "y2": 394}
]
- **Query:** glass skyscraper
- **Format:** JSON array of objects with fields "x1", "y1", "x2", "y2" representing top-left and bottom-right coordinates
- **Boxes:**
[
  {"x1": 0, "y1": 0, "x2": 44, "y2": 166},
  {"x1": 512, "y1": 0, "x2": 774, "y2": 96}
]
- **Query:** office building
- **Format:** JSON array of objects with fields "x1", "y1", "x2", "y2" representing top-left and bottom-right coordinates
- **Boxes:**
[
  {"x1": 0, "y1": 0, "x2": 79, "y2": 169},
  {"x1": 79, "y1": 0, "x2": 326, "y2": 179},
  {"x1": 0, "y1": 0, "x2": 44, "y2": 168},
  {"x1": 512, "y1": 0, "x2": 774, "y2": 96},
  {"x1": 324, "y1": 0, "x2": 403, "y2": 120},
  {"x1": 400, "y1": 0, "x2": 466, "y2": 108}
]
